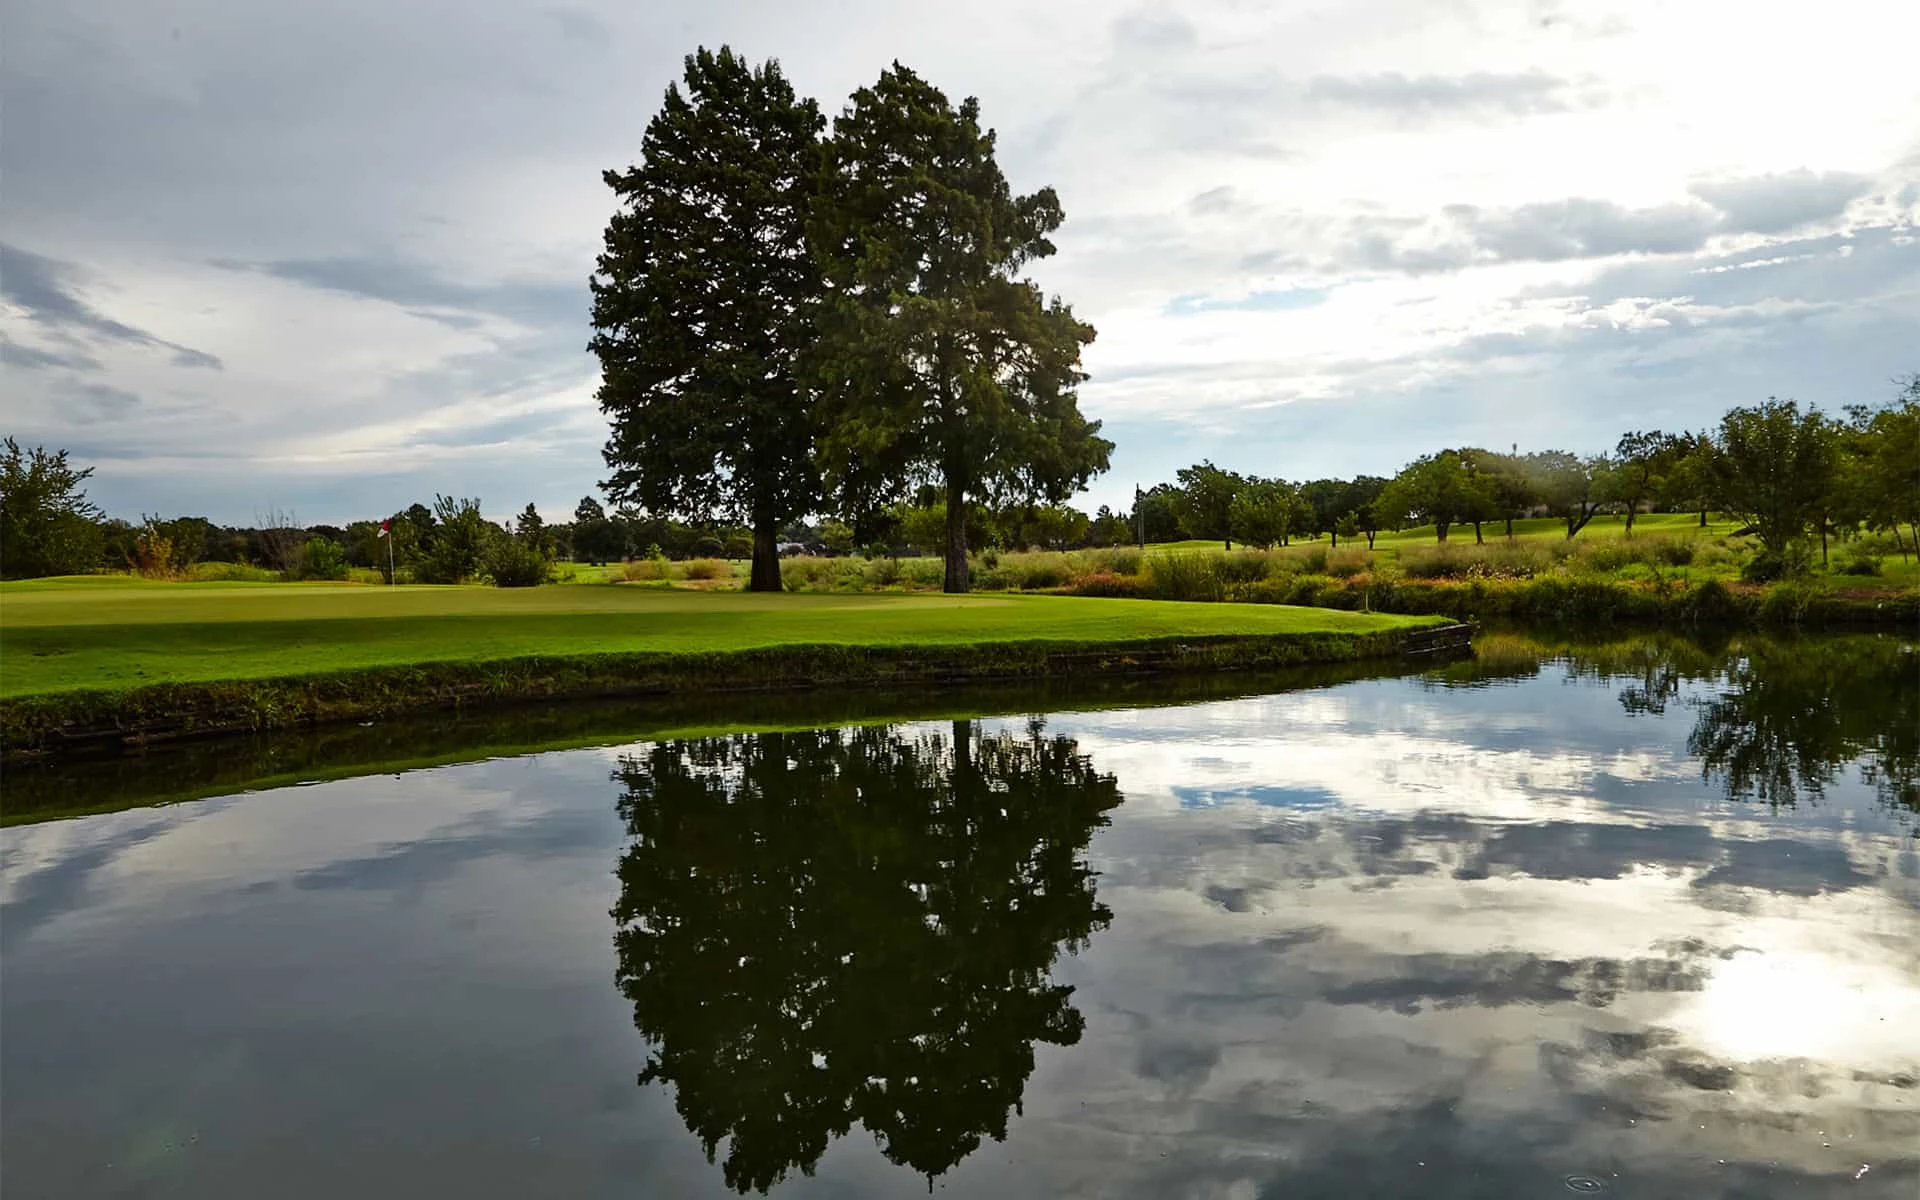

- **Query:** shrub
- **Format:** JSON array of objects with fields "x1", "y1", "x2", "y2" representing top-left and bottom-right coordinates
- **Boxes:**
[
  {"x1": 289, "y1": 537, "x2": 348, "y2": 582},
  {"x1": 969, "y1": 559, "x2": 1012, "y2": 590},
  {"x1": 1090, "y1": 547, "x2": 1143, "y2": 576},
  {"x1": 1073, "y1": 570, "x2": 1144, "y2": 599},
  {"x1": 484, "y1": 538, "x2": 554, "y2": 587},
  {"x1": 190, "y1": 561, "x2": 279, "y2": 582},
  {"x1": 1323, "y1": 547, "x2": 1371, "y2": 579},
  {"x1": 899, "y1": 557, "x2": 946, "y2": 589},
  {"x1": 623, "y1": 554, "x2": 670, "y2": 582},
  {"x1": 1400, "y1": 543, "x2": 1470, "y2": 580},
  {"x1": 722, "y1": 534, "x2": 753, "y2": 560},
  {"x1": 1691, "y1": 541, "x2": 1738, "y2": 571},
  {"x1": 680, "y1": 557, "x2": 727, "y2": 582},
  {"x1": 1836, "y1": 545, "x2": 1882, "y2": 576},
  {"x1": 1741, "y1": 543, "x2": 1812, "y2": 583},
  {"x1": 1759, "y1": 579, "x2": 1818, "y2": 625},
  {"x1": 1678, "y1": 578, "x2": 1743, "y2": 625},
  {"x1": 864, "y1": 556, "x2": 904, "y2": 588},
  {"x1": 1283, "y1": 574, "x2": 1348, "y2": 608},
  {"x1": 779, "y1": 555, "x2": 852, "y2": 591},
  {"x1": 1146, "y1": 552, "x2": 1223, "y2": 602},
  {"x1": 690, "y1": 536, "x2": 725, "y2": 558},
  {"x1": 1649, "y1": 538, "x2": 1696, "y2": 566},
  {"x1": 1291, "y1": 545, "x2": 1329, "y2": 575},
  {"x1": 1218, "y1": 550, "x2": 1273, "y2": 584},
  {"x1": 1013, "y1": 557, "x2": 1068, "y2": 590},
  {"x1": 1578, "y1": 542, "x2": 1636, "y2": 573}
]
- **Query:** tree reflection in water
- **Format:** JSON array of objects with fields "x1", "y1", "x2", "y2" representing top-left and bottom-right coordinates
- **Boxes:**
[
  {"x1": 1686, "y1": 638, "x2": 1917, "y2": 812},
  {"x1": 1434, "y1": 632, "x2": 1917, "y2": 815},
  {"x1": 609, "y1": 718, "x2": 1122, "y2": 1193}
]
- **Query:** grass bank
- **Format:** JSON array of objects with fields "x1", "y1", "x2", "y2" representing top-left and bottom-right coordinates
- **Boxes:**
[{"x1": 0, "y1": 583, "x2": 1451, "y2": 757}]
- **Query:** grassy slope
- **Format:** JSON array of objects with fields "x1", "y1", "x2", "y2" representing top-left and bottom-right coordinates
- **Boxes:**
[{"x1": 0, "y1": 580, "x2": 1439, "y2": 697}]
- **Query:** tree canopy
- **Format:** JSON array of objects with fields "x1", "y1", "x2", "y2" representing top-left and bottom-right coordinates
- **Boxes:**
[
  {"x1": 809, "y1": 64, "x2": 1110, "y2": 592},
  {"x1": 0, "y1": 438, "x2": 104, "y2": 579},
  {"x1": 1710, "y1": 398, "x2": 1837, "y2": 564},
  {"x1": 592, "y1": 46, "x2": 827, "y2": 591}
]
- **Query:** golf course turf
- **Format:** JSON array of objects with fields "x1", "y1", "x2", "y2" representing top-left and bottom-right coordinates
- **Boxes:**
[{"x1": 0, "y1": 580, "x2": 1453, "y2": 756}]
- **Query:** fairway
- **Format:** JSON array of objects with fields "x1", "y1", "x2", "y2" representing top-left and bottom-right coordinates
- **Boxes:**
[{"x1": 0, "y1": 580, "x2": 1440, "y2": 697}]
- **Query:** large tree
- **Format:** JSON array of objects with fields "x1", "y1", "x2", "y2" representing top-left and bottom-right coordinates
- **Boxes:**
[
  {"x1": 1377, "y1": 451, "x2": 1478, "y2": 543},
  {"x1": 1459, "y1": 449, "x2": 1536, "y2": 540},
  {"x1": 1228, "y1": 478, "x2": 1299, "y2": 549},
  {"x1": 1711, "y1": 398, "x2": 1837, "y2": 563},
  {"x1": 1846, "y1": 375, "x2": 1919, "y2": 559},
  {"x1": 0, "y1": 438, "x2": 104, "y2": 579},
  {"x1": 1171, "y1": 461, "x2": 1244, "y2": 548},
  {"x1": 1525, "y1": 450, "x2": 1616, "y2": 540},
  {"x1": 809, "y1": 64, "x2": 1111, "y2": 593},
  {"x1": 1657, "y1": 431, "x2": 1721, "y2": 528},
  {"x1": 592, "y1": 47, "x2": 826, "y2": 592}
]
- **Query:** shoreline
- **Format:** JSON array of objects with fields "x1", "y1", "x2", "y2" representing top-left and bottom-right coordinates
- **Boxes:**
[
  {"x1": 1065, "y1": 574, "x2": 1920, "y2": 629},
  {"x1": 0, "y1": 624, "x2": 1470, "y2": 763}
]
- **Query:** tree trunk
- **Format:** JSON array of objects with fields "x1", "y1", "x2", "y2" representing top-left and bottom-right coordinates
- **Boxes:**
[
  {"x1": 748, "y1": 520, "x2": 782, "y2": 592},
  {"x1": 1625, "y1": 506, "x2": 1637, "y2": 538},
  {"x1": 1698, "y1": 506, "x2": 1708, "y2": 527},
  {"x1": 943, "y1": 478, "x2": 970, "y2": 594},
  {"x1": 1820, "y1": 520, "x2": 1829, "y2": 567},
  {"x1": 1473, "y1": 521, "x2": 1483, "y2": 545},
  {"x1": 1366, "y1": 530, "x2": 1376, "y2": 549},
  {"x1": 1505, "y1": 516, "x2": 1514, "y2": 539},
  {"x1": 1330, "y1": 529, "x2": 1338, "y2": 548},
  {"x1": 1436, "y1": 521, "x2": 1450, "y2": 543}
]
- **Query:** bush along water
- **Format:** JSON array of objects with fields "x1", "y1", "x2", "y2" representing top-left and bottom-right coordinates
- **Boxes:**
[{"x1": 761, "y1": 535, "x2": 1914, "y2": 628}]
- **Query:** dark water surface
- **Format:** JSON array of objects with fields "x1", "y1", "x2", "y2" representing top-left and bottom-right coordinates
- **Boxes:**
[{"x1": 3, "y1": 633, "x2": 1916, "y2": 1198}]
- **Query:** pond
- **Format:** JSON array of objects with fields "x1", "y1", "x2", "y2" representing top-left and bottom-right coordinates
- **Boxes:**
[{"x1": 3, "y1": 632, "x2": 1916, "y2": 1198}]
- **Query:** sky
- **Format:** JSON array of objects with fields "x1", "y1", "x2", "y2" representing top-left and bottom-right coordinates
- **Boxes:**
[{"x1": 3, "y1": 0, "x2": 1917, "y2": 526}]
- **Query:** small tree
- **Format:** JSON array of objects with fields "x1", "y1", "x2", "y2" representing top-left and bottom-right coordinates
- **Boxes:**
[
  {"x1": 1658, "y1": 431, "x2": 1721, "y2": 527},
  {"x1": 1613, "y1": 431, "x2": 1680, "y2": 537},
  {"x1": 1711, "y1": 398, "x2": 1837, "y2": 568},
  {"x1": 1525, "y1": 450, "x2": 1615, "y2": 539},
  {"x1": 1334, "y1": 511, "x2": 1361, "y2": 548},
  {"x1": 514, "y1": 503, "x2": 548, "y2": 552},
  {"x1": 1227, "y1": 478, "x2": 1297, "y2": 549},
  {"x1": 418, "y1": 495, "x2": 492, "y2": 583},
  {"x1": 0, "y1": 438, "x2": 105, "y2": 579}
]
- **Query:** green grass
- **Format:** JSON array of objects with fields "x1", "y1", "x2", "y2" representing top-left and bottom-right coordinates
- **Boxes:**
[{"x1": 0, "y1": 580, "x2": 1440, "y2": 698}]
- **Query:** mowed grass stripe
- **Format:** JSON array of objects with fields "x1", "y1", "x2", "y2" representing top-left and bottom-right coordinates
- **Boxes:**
[{"x1": 0, "y1": 585, "x2": 1440, "y2": 697}]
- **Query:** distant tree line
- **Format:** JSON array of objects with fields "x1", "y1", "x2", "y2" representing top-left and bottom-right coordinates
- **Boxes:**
[{"x1": 1126, "y1": 378, "x2": 1918, "y2": 582}]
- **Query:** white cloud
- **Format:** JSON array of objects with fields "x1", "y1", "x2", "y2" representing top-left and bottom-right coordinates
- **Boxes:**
[{"x1": 3, "y1": 0, "x2": 1917, "y2": 520}]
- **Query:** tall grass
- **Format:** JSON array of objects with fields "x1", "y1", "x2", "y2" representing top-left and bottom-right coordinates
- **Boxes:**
[{"x1": 1146, "y1": 553, "x2": 1225, "y2": 602}]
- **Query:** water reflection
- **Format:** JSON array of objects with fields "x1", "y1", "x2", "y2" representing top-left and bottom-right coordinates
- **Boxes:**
[
  {"x1": 609, "y1": 719, "x2": 1121, "y2": 1192},
  {"x1": 1441, "y1": 632, "x2": 1919, "y2": 815},
  {"x1": 1686, "y1": 638, "x2": 1918, "y2": 811},
  {"x1": 4, "y1": 635, "x2": 1917, "y2": 1199}
]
